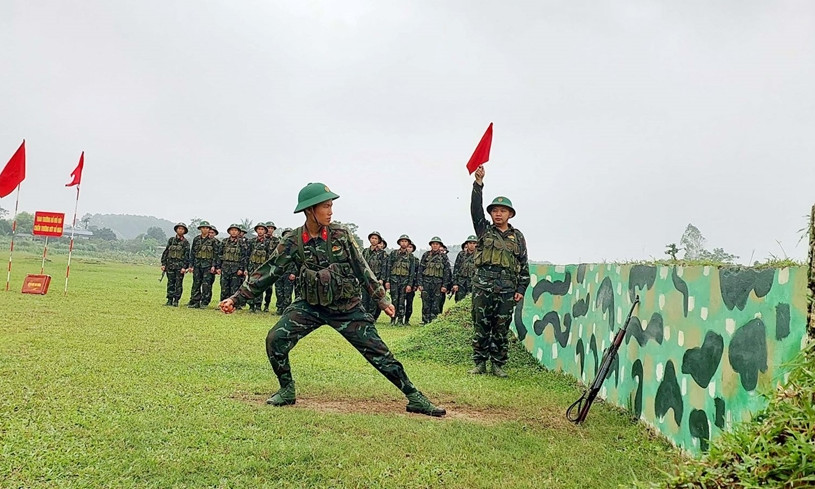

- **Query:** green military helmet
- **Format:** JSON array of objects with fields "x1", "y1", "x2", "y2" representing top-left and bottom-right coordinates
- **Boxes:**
[
  {"x1": 397, "y1": 234, "x2": 413, "y2": 247},
  {"x1": 197, "y1": 220, "x2": 212, "y2": 230},
  {"x1": 254, "y1": 222, "x2": 267, "y2": 232},
  {"x1": 381, "y1": 239, "x2": 388, "y2": 249},
  {"x1": 462, "y1": 234, "x2": 478, "y2": 247},
  {"x1": 428, "y1": 236, "x2": 444, "y2": 246},
  {"x1": 174, "y1": 222, "x2": 188, "y2": 234},
  {"x1": 486, "y1": 196, "x2": 516, "y2": 217},
  {"x1": 368, "y1": 230, "x2": 382, "y2": 241},
  {"x1": 266, "y1": 221, "x2": 277, "y2": 230},
  {"x1": 210, "y1": 225, "x2": 219, "y2": 236},
  {"x1": 281, "y1": 227, "x2": 293, "y2": 238},
  {"x1": 227, "y1": 223, "x2": 241, "y2": 233},
  {"x1": 294, "y1": 182, "x2": 340, "y2": 213}
]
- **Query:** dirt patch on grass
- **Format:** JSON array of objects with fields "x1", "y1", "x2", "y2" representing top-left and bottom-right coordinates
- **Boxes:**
[{"x1": 231, "y1": 392, "x2": 576, "y2": 429}]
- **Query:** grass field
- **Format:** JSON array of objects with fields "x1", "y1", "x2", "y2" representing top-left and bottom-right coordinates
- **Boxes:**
[{"x1": 1, "y1": 253, "x2": 682, "y2": 488}]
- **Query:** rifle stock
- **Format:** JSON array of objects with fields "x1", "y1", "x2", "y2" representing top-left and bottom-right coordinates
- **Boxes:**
[{"x1": 566, "y1": 295, "x2": 640, "y2": 424}]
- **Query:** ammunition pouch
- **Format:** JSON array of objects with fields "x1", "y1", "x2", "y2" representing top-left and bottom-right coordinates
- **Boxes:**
[
  {"x1": 423, "y1": 259, "x2": 444, "y2": 278},
  {"x1": 196, "y1": 242, "x2": 214, "y2": 260},
  {"x1": 223, "y1": 242, "x2": 241, "y2": 262},
  {"x1": 250, "y1": 249, "x2": 267, "y2": 264},
  {"x1": 475, "y1": 234, "x2": 520, "y2": 272},
  {"x1": 300, "y1": 263, "x2": 358, "y2": 307},
  {"x1": 391, "y1": 256, "x2": 410, "y2": 276},
  {"x1": 168, "y1": 243, "x2": 184, "y2": 260}
]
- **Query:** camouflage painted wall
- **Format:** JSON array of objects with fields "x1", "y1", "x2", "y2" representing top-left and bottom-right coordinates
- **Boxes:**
[{"x1": 512, "y1": 264, "x2": 809, "y2": 455}]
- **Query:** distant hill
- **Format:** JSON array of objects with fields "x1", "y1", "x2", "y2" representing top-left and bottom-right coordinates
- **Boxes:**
[{"x1": 87, "y1": 214, "x2": 176, "y2": 240}]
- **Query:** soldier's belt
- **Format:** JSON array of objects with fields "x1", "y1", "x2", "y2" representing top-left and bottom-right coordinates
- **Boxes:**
[{"x1": 477, "y1": 268, "x2": 517, "y2": 280}]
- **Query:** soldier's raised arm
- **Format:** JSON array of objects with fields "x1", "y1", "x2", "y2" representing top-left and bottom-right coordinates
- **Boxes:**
[{"x1": 471, "y1": 166, "x2": 488, "y2": 237}]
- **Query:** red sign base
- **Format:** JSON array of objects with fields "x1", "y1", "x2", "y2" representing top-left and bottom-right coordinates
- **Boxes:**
[{"x1": 22, "y1": 274, "x2": 52, "y2": 295}]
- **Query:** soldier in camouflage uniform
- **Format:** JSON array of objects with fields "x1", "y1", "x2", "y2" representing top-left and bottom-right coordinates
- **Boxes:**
[
  {"x1": 219, "y1": 182, "x2": 445, "y2": 417},
  {"x1": 469, "y1": 165, "x2": 530, "y2": 377},
  {"x1": 160, "y1": 223, "x2": 191, "y2": 306},
  {"x1": 186, "y1": 220, "x2": 219, "y2": 308},
  {"x1": 404, "y1": 242, "x2": 419, "y2": 325},
  {"x1": 385, "y1": 235, "x2": 416, "y2": 325},
  {"x1": 362, "y1": 231, "x2": 389, "y2": 321},
  {"x1": 247, "y1": 222, "x2": 272, "y2": 312},
  {"x1": 261, "y1": 222, "x2": 280, "y2": 312},
  {"x1": 452, "y1": 235, "x2": 478, "y2": 302},
  {"x1": 216, "y1": 224, "x2": 249, "y2": 303},
  {"x1": 418, "y1": 237, "x2": 452, "y2": 324},
  {"x1": 273, "y1": 227, "x2": 297, "y2": 314}
]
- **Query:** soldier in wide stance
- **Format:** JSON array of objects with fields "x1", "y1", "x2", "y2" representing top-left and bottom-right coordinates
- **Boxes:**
[
  {"x1": 469, "y1": 165, "x2": 530, "y2": 377},
  {"x1": 219, "y1": 182, "x2": 445, "y2": 417}
]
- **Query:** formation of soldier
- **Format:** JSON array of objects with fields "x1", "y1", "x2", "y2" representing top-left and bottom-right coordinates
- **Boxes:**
[{"x1": 161, "y1": 221, "x2": 296, "y2": 312}]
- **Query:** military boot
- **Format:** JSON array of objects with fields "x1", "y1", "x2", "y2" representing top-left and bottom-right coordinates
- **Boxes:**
[
  {"x1": 468, "y1": 363, "x2": 487, "y2": 375},
  {"x1": 249, "y1": 305, "x2": 257, "y2": 313},
  {"x1": 172, "y1": 299, "x2": 179, "y2": 307},
  {"x1": 491, "y1": 364, "x2": 508, "y2": 378},
  {"x1": 187, "y1": 302, "x2": 200, "y2": 308},
  {"x1": 262, "y1": 305, "x2": 269, "y2": 313},
  {"x1": 405, "y1": 391, "x2": 446, "y2": 417},
  {"x1": 390, "y1": 317, "x2": 397, "y2": 326},
  {"x1": 266, "y1": 383, "x2": 296, "y2": 406}
]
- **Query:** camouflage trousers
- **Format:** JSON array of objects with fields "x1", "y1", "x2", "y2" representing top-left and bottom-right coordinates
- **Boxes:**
[
  {"x1": 219, "y1": 265, "x2": 244, "y2": 301},
  {"x1": 248, "y1": 264, "x2": 265, "y2": 308},
  {"x1": 165, "y1": 268, "x2": 185, "y2": 301},
  {"x1": 405, "y1": 290, "x2": 416, "y2": 323},
  {"x1": 389, "y1": 276, "x2": 411, "y2": 320},
  {"x1": 454, "y1": 281, "x2": 471, "y2": 302},
  {"x1": 471, "y1": 287, "x2": 516, "y2": 366},
  {"x1": 275, "y1": 276, "x2": 295, "y2": 312},
  {"x1": 420, "y1": 278, "x2": 444, "y2": 323},
  {"x1": 190, "y1": 266, "x2": 215, "y2": 305},
  {"x1": 265, "y1": 300, "x2": 418, "y2": 394}
]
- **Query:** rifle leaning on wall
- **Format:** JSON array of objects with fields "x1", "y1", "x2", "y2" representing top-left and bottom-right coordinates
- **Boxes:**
[{"x1": 566, "y1": 295, "x2": 640, "y2": 424}]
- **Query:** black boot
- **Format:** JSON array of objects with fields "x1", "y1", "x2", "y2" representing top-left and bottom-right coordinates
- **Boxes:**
[
  {"x1": 262, "y1": 305, "x2": 269, "y2": 312},
  {"x1": 165, "y1": 299, "x2": 173, "y2": 306}
]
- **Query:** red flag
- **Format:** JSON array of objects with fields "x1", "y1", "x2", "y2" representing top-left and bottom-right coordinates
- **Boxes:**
[
  {"x1": 0, "y1": 140, "x2": 25, "y2": 198},
  {"x1": 466, "y1": 123, "x2": 493, "y2": 174},
  {"x1": 66, "y1": 152, "x2": 84, "y2": 187}
]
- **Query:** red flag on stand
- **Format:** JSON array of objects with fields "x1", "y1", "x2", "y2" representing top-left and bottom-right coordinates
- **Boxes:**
[
  {"x1": 0, "y1": 140, "x2": 26, "y2": 198},
  {"x1": 66, "y1": 152, "x2": 84, "y2": 187},
  {"x1": 465, "y1": 123, "x2": 493, "y2": 174}
]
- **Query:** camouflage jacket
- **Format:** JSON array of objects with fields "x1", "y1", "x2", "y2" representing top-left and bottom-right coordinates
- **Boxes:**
[
  {"x1": 418, "y1": 250, "x2": 452, "y2": 289},
  {"x1": 231, "y1": 224, "x2": 390, "y2": 312},
  {"x1": 453, "y1": 250, "x2": 476, "y2": 287},
  {"x1": 471, "y1": 181, "x2": 531, "y2": 294},
  {"x1": 161, "y1": 236, "x2": 191, "y2": 270},
  {"x1": 388, "y1": 249, "x2": 416, "y2": 285},
  {"x1": 247, "y1": 236, "x2": 272, "y2": 269},
  {"x1": 362, "y1": 247, "x2": 389, "y2": 283},
  {"x1": 190, "y1": 235, "x2": 218, "y2": 268},
  {"x1": 216, "y1": 237, "x2": 249, "y2": 271}
]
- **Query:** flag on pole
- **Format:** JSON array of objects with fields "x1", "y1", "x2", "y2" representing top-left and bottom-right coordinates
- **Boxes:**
[
  {"x1": 465, "y1": 123, "x2": 493, "y2": 174},
  {"x1": 0, "y1": 140, "x2": 26, "y2": 198},
  {"x1": 66, "y1": 151, "x2": 84, "y2": 187}
]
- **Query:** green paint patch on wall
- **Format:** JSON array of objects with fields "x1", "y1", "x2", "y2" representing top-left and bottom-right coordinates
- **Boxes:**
[{"x1": 512, "y1": 263, "x2": 808, "y2": 455}]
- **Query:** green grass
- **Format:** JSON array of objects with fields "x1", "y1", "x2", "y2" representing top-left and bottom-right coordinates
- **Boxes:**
[{"x1": 1, "y1": 253, "x2": 681, "y2": 488}]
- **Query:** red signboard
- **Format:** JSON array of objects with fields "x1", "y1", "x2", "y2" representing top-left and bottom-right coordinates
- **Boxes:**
[
  {"x1": 22, "y1": 274, "x2": 52, "y2": 294},
  {"x1": 33, "y1": 211, "x2": 65, "y2": 237}
]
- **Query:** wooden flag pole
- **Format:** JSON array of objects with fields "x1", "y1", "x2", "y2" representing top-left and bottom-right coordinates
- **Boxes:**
[
  {"x1": 5, "y1": 184, "x2": 20, "y2": 291},
  {"x1": 64, "y1": 185, "x2": 80, "y2": 294}
]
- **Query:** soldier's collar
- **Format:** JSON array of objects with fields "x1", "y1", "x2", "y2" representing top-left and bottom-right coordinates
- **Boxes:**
[{"x1": 302, "y1": 226, "x2": 328, "y2": 243}]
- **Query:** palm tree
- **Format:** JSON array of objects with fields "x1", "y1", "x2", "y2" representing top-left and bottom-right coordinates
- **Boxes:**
[
  {"x1": 240, "y1": 218, "x2": 253, "y2": 231},
  {"x1": 189, "y1": 217, "x2": 203, "y2": 229}
]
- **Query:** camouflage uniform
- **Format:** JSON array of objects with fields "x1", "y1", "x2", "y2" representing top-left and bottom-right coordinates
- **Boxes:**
[
  {"x1": 418, "y1": 238, "x2": 452, "y2": 324},
  {"x1": 470, "y1": 183, "x2": 530, "y2": 370},
  {"x1": 387, "y1": 235, "x2": 416, "y2": 324},
  {"x1": 272, "y1": 228, "x2": 296, "y2": 314},
  {"x1": 247, "y1": 223, "x2": 272, "y2": 311},
  {"x1": 404, "y1": 244, "x2": 419, "y2": 325},
  {"x1": 362, "y1": 231, "x2": 389, "y2": 321},
  {"x1": 160, "y1": 223, "x2": 191, "y2": 306},
  {"x1": 217, "y1": 225, "x2": 249, "y2": 302},
  {"x1": 188, "y1": 221, "x2": 219, "y2": 308},
  {"x1": 452, "y1": 237, "x2": 477, "y2": 302},
  {"x1": 261, "y1": 222, "x2": 281, "y2": 312},
  {"x1": 233, "y1": 225, "x2": 419, "y2": 397}
]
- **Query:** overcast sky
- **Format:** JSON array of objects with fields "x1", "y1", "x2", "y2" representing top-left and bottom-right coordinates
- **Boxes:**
[{"x1": 1, "y1": 1, "x2": 813, "y2": 263}]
